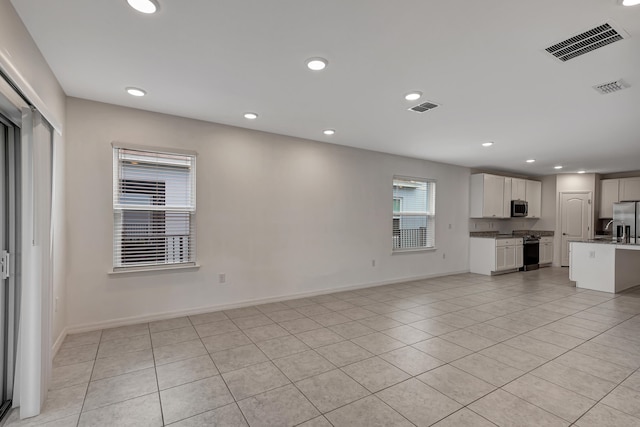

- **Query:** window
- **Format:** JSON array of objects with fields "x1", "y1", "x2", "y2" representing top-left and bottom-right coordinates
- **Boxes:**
[
  {"x1": 392, "y1": 176, "x2": 436, "y2": 251},
  {"x1": 113, "y1": 145, "x2": 196, "y2": 269}
]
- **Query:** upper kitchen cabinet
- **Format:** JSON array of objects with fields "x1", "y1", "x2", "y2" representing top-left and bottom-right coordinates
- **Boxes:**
[
  {"x1": 599, "y1": 179, "x2": 619, "y2": 218},
  {"x1": 525, "y1": 180, "x2": 542, "y2": 218},
  {"x1": 511, "y1": 178, "x2": 526, "y2": 201},
  {"x1": 503, "y1": 177, "x2": 513, "y2": 218},
  {"x1": 620, "y1": 177, "x2": 640, "y2": 202},
  {"x1": 599, "y1": 177, "x2": 640, "y2": 218},
  {"x1": 470, "y1": 173, "x2": 505, "y2": 218}
]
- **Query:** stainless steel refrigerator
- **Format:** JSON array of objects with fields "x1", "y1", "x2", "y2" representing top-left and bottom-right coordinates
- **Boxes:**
[{"x1": 613, "y1": 201, "x2": 639, "y2": 244}]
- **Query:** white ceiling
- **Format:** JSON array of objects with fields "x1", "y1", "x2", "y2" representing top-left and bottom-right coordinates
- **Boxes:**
[{"x1": 10, "y1": 0, "x2": 640, "y2": 176}]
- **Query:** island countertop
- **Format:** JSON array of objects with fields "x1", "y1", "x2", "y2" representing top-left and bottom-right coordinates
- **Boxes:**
[{"x1": 570, "y1": 240, "x2": 640, "y2": 250}]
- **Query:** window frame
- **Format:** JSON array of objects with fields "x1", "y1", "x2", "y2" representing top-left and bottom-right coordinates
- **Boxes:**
[
  {"x1": 392, "y1": 175, "x2": 436, "y2": 253},
  {"x1": 112, "y1": 142, "x2": 198, "y2": 272}
]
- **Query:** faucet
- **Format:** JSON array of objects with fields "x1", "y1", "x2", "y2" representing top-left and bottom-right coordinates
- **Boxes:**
[{"x1": 605, "y1": 220, "x2": 626, "y2": 242}]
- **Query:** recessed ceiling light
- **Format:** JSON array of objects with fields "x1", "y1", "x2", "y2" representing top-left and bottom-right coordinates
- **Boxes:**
[
  {"x1": 554, "y1": 165, "x2": 563, "y2": 169},
  {"x1": 126, "y1": 0, "x2": 159, "y2": 14},
  {"x1": 404, "y1": 92, "x2": 422, "y2": 101},
  {"x1": 526, "y1": 159, "x2": 535, "y2": 163},
  {"x1": 482, "y1": 142, "x2": 494, "y2": 147},
  {"x1": 126, "y1": 87, "x2": 146, "y2": 97},
  {"x1": 243, "y1": 112, "x2": 258, "y2": 120},
  {"x1": 323, "y1": 129, "x2": 335, "y2": 136},
  {"x1": 578, "y1": 170, "x2": 586, "y2": 174},
  {"x1": 622, "y1": 0, "x2": 640, "y2": 6},
  {"x1": 306, "y1": 57, "x2": 328, "y2": 71}
]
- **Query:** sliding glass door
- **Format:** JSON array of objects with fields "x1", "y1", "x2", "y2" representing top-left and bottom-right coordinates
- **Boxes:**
[{"x1": 0, "y1": 114, "x2": 19, "y2": 421}]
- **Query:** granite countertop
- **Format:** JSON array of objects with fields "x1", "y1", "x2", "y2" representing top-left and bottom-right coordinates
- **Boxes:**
[
  {"x1": 571, "y1": 240, "x2": 640, "y2": 250},
  {"x1": 470, "y1": 230, "x2": 554, "y2": 238}
]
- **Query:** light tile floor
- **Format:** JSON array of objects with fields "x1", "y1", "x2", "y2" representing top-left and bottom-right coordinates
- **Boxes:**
[{"x1": 6, "y1": 267, "x2": 640, "y2": 426}]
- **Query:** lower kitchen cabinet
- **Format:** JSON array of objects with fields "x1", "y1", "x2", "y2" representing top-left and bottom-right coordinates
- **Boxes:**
[
  {"x1": 470, "y1": 237, "x2": 523, "y2": 275},
  {"x1": 539, "y1": 236, "x2": 553, "y2": 265}
]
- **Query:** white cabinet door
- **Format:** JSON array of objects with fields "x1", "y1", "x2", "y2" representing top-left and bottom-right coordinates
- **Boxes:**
[
  {"x1": 599, "y1": 179, "x2": 619, "y2": 219},
  {"x1": 496, "y1": 245, "x2": 517, "y2": 271},
  {"x1": 541, "y1": 243, "x2": 553, "y2": 264},
  {"x1": 505, "y1": 245, "x2": 516, "y2": 269},
  {"x1": 512, "y1": 178, "x2": 526, "y2": 201},
  {"x1": 470, "y1": 174, "x2": 505, "y2": 218},
  {"x1": 495, "y1": 247, "x2": 508, "y2": 271},
  {"x1": 503, "y1": 177, "x2": 512, "y2": 218},
  {"x1": 620, "y1": 177, "x2": 640, "y2": 202},
  {"x1": 516, "y1": 245, "x2": 523, "y2": 268},
  {"x1": 484, "y1": 174, "x2": 505, "y2": 218},
  {"x1": 525, "y1": 180, "x2": 542, "y2": 218}
]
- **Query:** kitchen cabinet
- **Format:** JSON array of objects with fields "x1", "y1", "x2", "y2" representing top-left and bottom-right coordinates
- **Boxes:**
[
  {"x1": 539, "y1": 236, "x2": 553, "y2": 264},
  {"x1": 512, "y1": 178, "x2": 526, "y2": 201},
  {"x1": 503, "y1": 178, "x2": 512, "y2": 218},
  {"x1": 470, "y1": 174, "x2": 506, "y2": 218},
  {"x1": 470, "y1": 237, "x2": 523, "y2": 275},
  {"x1": 620, "y1": 177, "x2": 640, "y2": 202},
  {"x1": 516, "y1": 241, "x2": 524, "y2": 267},
  {"x1": 525, "y1": 180, "x2": 542, "y2": 218},
  {"x1": 599, "y1": 179, "x2": 619, "y2": 219}
]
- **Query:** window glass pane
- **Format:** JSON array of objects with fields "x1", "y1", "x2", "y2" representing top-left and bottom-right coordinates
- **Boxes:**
[
  {"x1": 392, "y1": 177, "x2": 435, "y2": 250},
  {"x1": 114, "y1": 147, "x2": 196, "y2": 269}
]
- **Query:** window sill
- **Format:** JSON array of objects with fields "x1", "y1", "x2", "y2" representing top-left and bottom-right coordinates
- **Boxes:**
[
  {"x1": 109, "y1": 263, "x2": 201, "y2": 276},
  {"x1": 392, "y1": 247, "x2": 437, "y2": 254}
]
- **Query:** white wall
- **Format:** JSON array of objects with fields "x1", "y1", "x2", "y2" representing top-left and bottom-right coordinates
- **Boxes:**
[
  {"x1": 65, "y1": 98, "x2": 471, "y2": 330},
  {"x1": 531, "y1": 174, "x2": 556, "y2": 231},
  {"x1": 0, "y1": 0, "x2": 67, "y2": 352},
  {"x1": 0, "y1": 0, "x2": 65, "y2": 130}
]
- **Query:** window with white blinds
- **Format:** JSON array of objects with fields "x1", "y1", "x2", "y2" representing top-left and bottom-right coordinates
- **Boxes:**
[
  {"x1": 113, "y1": 145, "x2": 196, "y2": 269},
  {"x1": 393, "y1": 176, "x2": 436, "y2": 251}
]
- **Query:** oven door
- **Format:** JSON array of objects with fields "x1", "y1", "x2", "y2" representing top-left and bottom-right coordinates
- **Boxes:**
[{"x1": 521, "y1": 240, "x2": 540, "y2": 270}]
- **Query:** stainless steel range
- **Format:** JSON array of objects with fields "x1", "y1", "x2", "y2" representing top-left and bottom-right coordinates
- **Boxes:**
[{"x1": 520, "y1": 235, "x2": 540, "y2": 271}]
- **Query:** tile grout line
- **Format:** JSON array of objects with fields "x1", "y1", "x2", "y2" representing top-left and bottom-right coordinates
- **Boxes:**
[
  {"x1": 193, "y1": 314, "x2": 252, "y2": 427},
  {"x1": 49, "y1": 271, "x2": 640, "y2": 426},
  {"x1": 73, "y1": 329, "x2": 102, "y2": 427}
]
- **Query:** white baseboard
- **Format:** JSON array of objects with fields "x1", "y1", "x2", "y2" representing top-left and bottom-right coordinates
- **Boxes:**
[
  {"x1": 51, "y1": 326, "x2": 68, "y2": 358},
  {"x1": 65, "y1": 270, "x2": 469, "y2": 335}
]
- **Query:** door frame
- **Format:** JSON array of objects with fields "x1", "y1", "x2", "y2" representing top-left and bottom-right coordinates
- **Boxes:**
[
  {"x1": 0, "y1": 113, "x2": 19, "y2": 421},
  {"x1": 558, "y1": 191, "x2": 592, "y2": 267}
]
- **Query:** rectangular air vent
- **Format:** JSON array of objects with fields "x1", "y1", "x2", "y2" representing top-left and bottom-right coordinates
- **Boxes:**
[
  {"x1": 409, "y1": 101, "x2": 439, "y2": 113},
  {"x1": 545, "y1": 22, "x2": 629, "y2": 62},
  {"x1": 593, "y1": 79, "x2": 630, "y2": 95}
]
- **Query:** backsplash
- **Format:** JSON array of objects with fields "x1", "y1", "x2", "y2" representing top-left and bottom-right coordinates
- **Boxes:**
[{"x1": 469, "y1": 218, "x2": 538, "y2": 234}]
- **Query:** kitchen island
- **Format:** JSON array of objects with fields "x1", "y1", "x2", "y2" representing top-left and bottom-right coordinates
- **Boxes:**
[{"x1": 570, "y1": 241, "x2": 640, "y2": 293}]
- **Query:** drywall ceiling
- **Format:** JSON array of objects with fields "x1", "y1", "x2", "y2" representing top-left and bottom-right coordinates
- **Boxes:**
[{"x1": 10, "y1": 0, "x2": 640, "y2": 176}]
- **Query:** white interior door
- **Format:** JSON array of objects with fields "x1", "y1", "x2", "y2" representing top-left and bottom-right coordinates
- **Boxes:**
[{"x1": 560, "y1": 192, "x2": 591, "y2": 266}]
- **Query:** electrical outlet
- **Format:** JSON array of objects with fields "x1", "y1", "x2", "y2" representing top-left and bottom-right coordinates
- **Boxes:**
[
  {"x1": 448, "y1": 224, "x2": 452, "y2": 229},
  {"x1": 219, "y1": 273, "x2": 226, "y2": 283},
  {"x1": 589, "y1": 251, "x2": 596, "y2": 259},
  {"x1": 55, "y1": 297, "x2": 59, "y2": 313},
  {"x1": 442, "y1": 253, "x2": 446, "y2": 259},
  {"x1": 371, "y1": 259, "x2": 376, "y2": 267}
]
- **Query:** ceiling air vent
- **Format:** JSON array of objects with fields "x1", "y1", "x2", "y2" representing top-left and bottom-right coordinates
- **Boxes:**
[
  {"x1": 545, "y1": 22, "x2": 629, "y2": 62},
  {"x1": 593, "y1": 79, "x2": 630, "y2": 95},
  {"x1": 409, "y1": 101, "x2": 439, "y2": 113}
]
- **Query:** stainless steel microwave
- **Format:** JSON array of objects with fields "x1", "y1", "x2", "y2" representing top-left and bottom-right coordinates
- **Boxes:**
[{"x1": 511, "y1": 200, "x2": 528, "y2": 217}]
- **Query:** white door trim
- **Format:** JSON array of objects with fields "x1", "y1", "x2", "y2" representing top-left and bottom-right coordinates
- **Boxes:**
[{"x1": 558, "y1": 191, "x2": 592, "y2": 267}]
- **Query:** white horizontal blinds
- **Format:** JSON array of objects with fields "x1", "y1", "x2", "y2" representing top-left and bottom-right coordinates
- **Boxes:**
[
  {"x1": 392, "y1": 177, "x2": 436, "y2": 250},
  {"x1": 113, "y1": 147, "x2": 196, "y2": 268}
]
